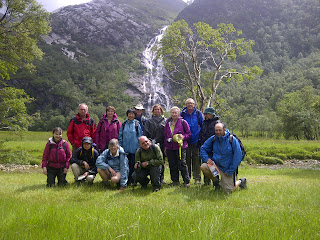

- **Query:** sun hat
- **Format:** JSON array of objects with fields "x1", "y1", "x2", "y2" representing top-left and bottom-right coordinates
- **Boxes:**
[
  {"x1": 134, "y1": 103, "x2": 145, "y2": 110},
  {"x1": 203, "y1": 107, "x2": 215, "y2": 115}
]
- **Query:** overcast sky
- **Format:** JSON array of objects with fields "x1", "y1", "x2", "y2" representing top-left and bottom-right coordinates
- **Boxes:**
[{"x1": 37, "y1": 0, "x2": 189, "y2": 12}]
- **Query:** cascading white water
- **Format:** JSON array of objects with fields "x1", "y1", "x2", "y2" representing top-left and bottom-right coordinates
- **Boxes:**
[{"x1": 141, "y1": 26, "x2": 171, "y2": 114}]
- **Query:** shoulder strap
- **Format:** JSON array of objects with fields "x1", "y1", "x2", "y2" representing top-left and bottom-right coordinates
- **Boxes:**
[
  {"x1": 135, "y1": 121, "x2": 139, "y2": 137},
  {"x1": 151, "y1": 144, "x2": 156, "y2": 155},
  {"x1": 181, "y1": 119, "x2": 186, "y2": 133},
  {"x1": 121, "y1": 120, "x2": 127, "y2": 142},
  {"x1": 48, "y1": 140, "x2": 52, "y2": 154},
  {"x1": 92, "y1": 148, "x2": 94, "y2": 159},
  {"x1": 138, "y1": 148, "x2": 142, "y2": 160},
  {"x1": 62, "y1": 140, "x2": 67, "y2": 154}
]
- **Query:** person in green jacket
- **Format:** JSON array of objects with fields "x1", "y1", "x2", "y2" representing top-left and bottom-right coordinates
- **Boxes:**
[{"x1": 132, "y1": 136, "x2": 164, "y2": 192}]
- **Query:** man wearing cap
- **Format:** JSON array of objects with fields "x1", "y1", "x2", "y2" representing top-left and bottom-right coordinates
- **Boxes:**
[
  {"x1": 180, "y1": 98, "x2": 204, "y2": 184},
  {"x1": 198, "y1": 107, "x2": 220, "y2": 188},
  {"x1": 67, "y1": 103, "x2": 96, "y2": 156},
  {"x1": 70, "y1": 136, "x2": 99, "y2": 185},
  {"x1": 134, "y1": 103, "x2": 148, "y2": 132}
]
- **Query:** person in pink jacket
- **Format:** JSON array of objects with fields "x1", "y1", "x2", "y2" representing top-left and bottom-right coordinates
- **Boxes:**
[
  {"x1": 164, "y1": 106, "x2": 191, "y2": 187},
  {"x1": 95, "y1": 106, "x2": 121, "y2": 153},
  {"x1": 42, "y1": 127, "x2": 71, "y2": 187}
]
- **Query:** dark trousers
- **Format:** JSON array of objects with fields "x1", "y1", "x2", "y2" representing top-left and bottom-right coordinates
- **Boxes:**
[
  {"x1": 166, "y1": 149, "x2": 190, "y2": 184},
  {"x1": 132, "y1": 166, "x2": 161, "y2": 188},
  {"x1": 127, "y1": 153, "x2": 136, "y2": 184},
  {"x1": 160, "y1": 146, "x2": 165, "y2": 182},
  {"x1": 47, "y1": 166, "x2": 67, "y2": 187},
  {"x1": 186, "y1": 143, "x2": 201, "y2": 180}
]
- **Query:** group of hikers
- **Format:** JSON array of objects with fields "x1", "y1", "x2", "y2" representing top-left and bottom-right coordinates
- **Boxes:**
[{"x1": 42, "y1": 98, "x2": 247, "y2": 193}]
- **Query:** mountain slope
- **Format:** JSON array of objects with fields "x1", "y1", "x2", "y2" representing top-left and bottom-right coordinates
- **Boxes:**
[{"x1": 176, "y1": 0, "x2": 320, "y2": 73}]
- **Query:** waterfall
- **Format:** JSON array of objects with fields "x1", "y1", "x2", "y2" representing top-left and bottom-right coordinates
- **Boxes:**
[{"x1": 141, "y1": 26, "x2": 171, "y2": 114}]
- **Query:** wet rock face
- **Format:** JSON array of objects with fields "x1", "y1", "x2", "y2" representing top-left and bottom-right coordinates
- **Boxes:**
[
  {"x1": 48, "y1": 0, "x2": 150, "y2": 47},
  {"x1": 46, "y1": 0, "x2": 185, "y2": 48}
]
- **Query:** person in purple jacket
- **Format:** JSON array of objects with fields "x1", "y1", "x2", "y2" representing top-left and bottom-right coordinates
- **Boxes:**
[
  {"x1": 42, "y1": 127, "x2": 71, "y2": 187},
  {"x1": 164, "y1": 106, "x2": 191, "y2": 188},
  {"x1": 95, "y1": 106, "x2": 121, "y2": 153}
]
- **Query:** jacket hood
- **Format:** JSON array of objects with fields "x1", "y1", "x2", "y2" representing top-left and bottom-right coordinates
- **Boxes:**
[
  {"x1": 216, "y1": 129, "x2": 231, "y2": 141},
  {"x1": 181, "y1": 106, "x2": 197, "y2": 115},
  {"x1": 49, "y1": 137, "x2": 62, "y2": 144},
  {"x1": 205, "y1": 115, "x2": 219, "y2": 122},
  {"x1": 76, "y1": 113, "x2": 90, "y2": 121},
  {"x1": 102, "y1": 112, "x2": 119, "y2": 121}
]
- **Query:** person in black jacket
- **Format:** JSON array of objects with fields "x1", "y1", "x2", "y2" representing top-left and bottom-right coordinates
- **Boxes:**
[
  {"x1": 70, "y1": 137, "x2": 99, "y2": 185},
  {"x1": 143, "y1": 104, "x2": 166, "y2": 183},
  {"x1": 197, "y1": 107, "x2": 220, "y2": 188}
]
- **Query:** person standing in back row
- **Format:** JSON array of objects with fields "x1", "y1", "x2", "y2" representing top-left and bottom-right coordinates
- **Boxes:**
[
  {"x1": 134, "y1": 103, "x2": 147, "y2": 132},
  {"x1": 67, "y1": 103, "x2": 96, "y2": 156},
  {"x1": 198, "y1": 107, "x2": 220, "y2": 188},
  {"x1": 180, "y1": 98, "x2": 203, "y2": 184},
  {"x1": 95, "y1": 106, "x2": 121, "y2": 153},
  {"x1": 143, "y1": 104, "x2": 166, "y2": 183},
  {"x1": 118, "y1": 109, "x2": 142, "y2": 185}
]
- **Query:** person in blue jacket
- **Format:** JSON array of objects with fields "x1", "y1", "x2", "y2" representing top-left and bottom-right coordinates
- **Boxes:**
[
  {"x1": 181, "y1": 98, "x2": 204, "y2": 184},
  {"x1": 118, "y1": 109, "x2": 142, "y2": 184},
  {"x1": 200, "y1": 122, "x2": 247, "y2": 193},
  {"x1": 96, "y1": 138, "x2": 129, "y2": 191}
]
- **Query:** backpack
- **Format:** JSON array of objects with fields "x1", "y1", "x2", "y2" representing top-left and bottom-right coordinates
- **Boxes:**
[{"x1": 212, "y1": 134, "x2": 246, "y2": 185}]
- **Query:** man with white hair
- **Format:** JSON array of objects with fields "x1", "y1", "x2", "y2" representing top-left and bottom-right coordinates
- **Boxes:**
[
  {"x1": 67, "y1": 103, "x2": 96, "y2": 156},
  {"x1": 180, "y1": 98, "x2": 203, "y2": 184}
]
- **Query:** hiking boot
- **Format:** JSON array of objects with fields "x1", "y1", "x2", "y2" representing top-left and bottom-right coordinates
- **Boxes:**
[
  {"x1": 213, "y1": 180, "x2": 220, "y2": 191},
  {"x1": 195, "y1": 180, "x2": 201, "y2": 185},
  {"x1": 184, "y1": 183, "x2": 190, "y2": 188},
  {"x1": 153, "y1": 188, "x2": 160, "y2": 192},
  {"x1": 102, "y1": 181, "x2": 110, "y2": 188},
  {"x1": 239, "y1": 177, "x2": 247, "y2": 189}
]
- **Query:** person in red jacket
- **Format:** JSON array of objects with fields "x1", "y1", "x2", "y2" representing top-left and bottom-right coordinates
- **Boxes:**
[
  {"x1": 42, "y1": 127, "x2": 71, "y2": 187},
  {"x1": 67, "y1": 103, "x2": 96, "y2": 156}
]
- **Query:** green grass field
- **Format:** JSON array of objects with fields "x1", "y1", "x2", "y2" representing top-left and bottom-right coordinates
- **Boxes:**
[
  {"x1": 0, "y1": 167, "x2": 319, "y2": 239},
  {"x1": 0, "y1": 131, "x2": 320, "y2": 239}
]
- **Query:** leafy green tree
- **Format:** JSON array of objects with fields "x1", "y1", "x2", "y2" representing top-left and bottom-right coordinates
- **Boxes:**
[
  {"x1": 159, "y1": 20, "x2": 262, "y2": 111},
  {"x1": 0, "y1": 87, "x2": 33, "y2": 132},
  {"x1": 277, "y1": 86, "x2": 320, "y2": 140},
  {"x1": 0, "y1": 0, "x2": 51, "y2": 80}
]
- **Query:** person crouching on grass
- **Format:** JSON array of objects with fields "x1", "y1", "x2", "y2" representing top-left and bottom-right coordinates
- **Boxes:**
[
  {"x1": 42, "y1": 127, "x2": 71, "y2": 187},
  {"x1": 70, "y1": 137, "x2": 99, "y2": 185},
  {"x1": 96, "y1": 139, "x2": 129, "y2": 192}
]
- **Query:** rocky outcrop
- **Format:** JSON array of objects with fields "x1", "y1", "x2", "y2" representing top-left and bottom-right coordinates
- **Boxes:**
[{"x1": 46, "y1": 0, "x2": 186, "y2": 48}]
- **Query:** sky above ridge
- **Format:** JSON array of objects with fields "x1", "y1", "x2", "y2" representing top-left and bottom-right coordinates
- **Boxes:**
[{"x1": 37, "y1": 0, "x2": 190, "y2": 12}]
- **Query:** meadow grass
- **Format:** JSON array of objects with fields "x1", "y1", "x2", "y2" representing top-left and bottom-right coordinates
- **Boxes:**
[{"x1": 0, "y1": 166, "x2": 319, "y2": 239}]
